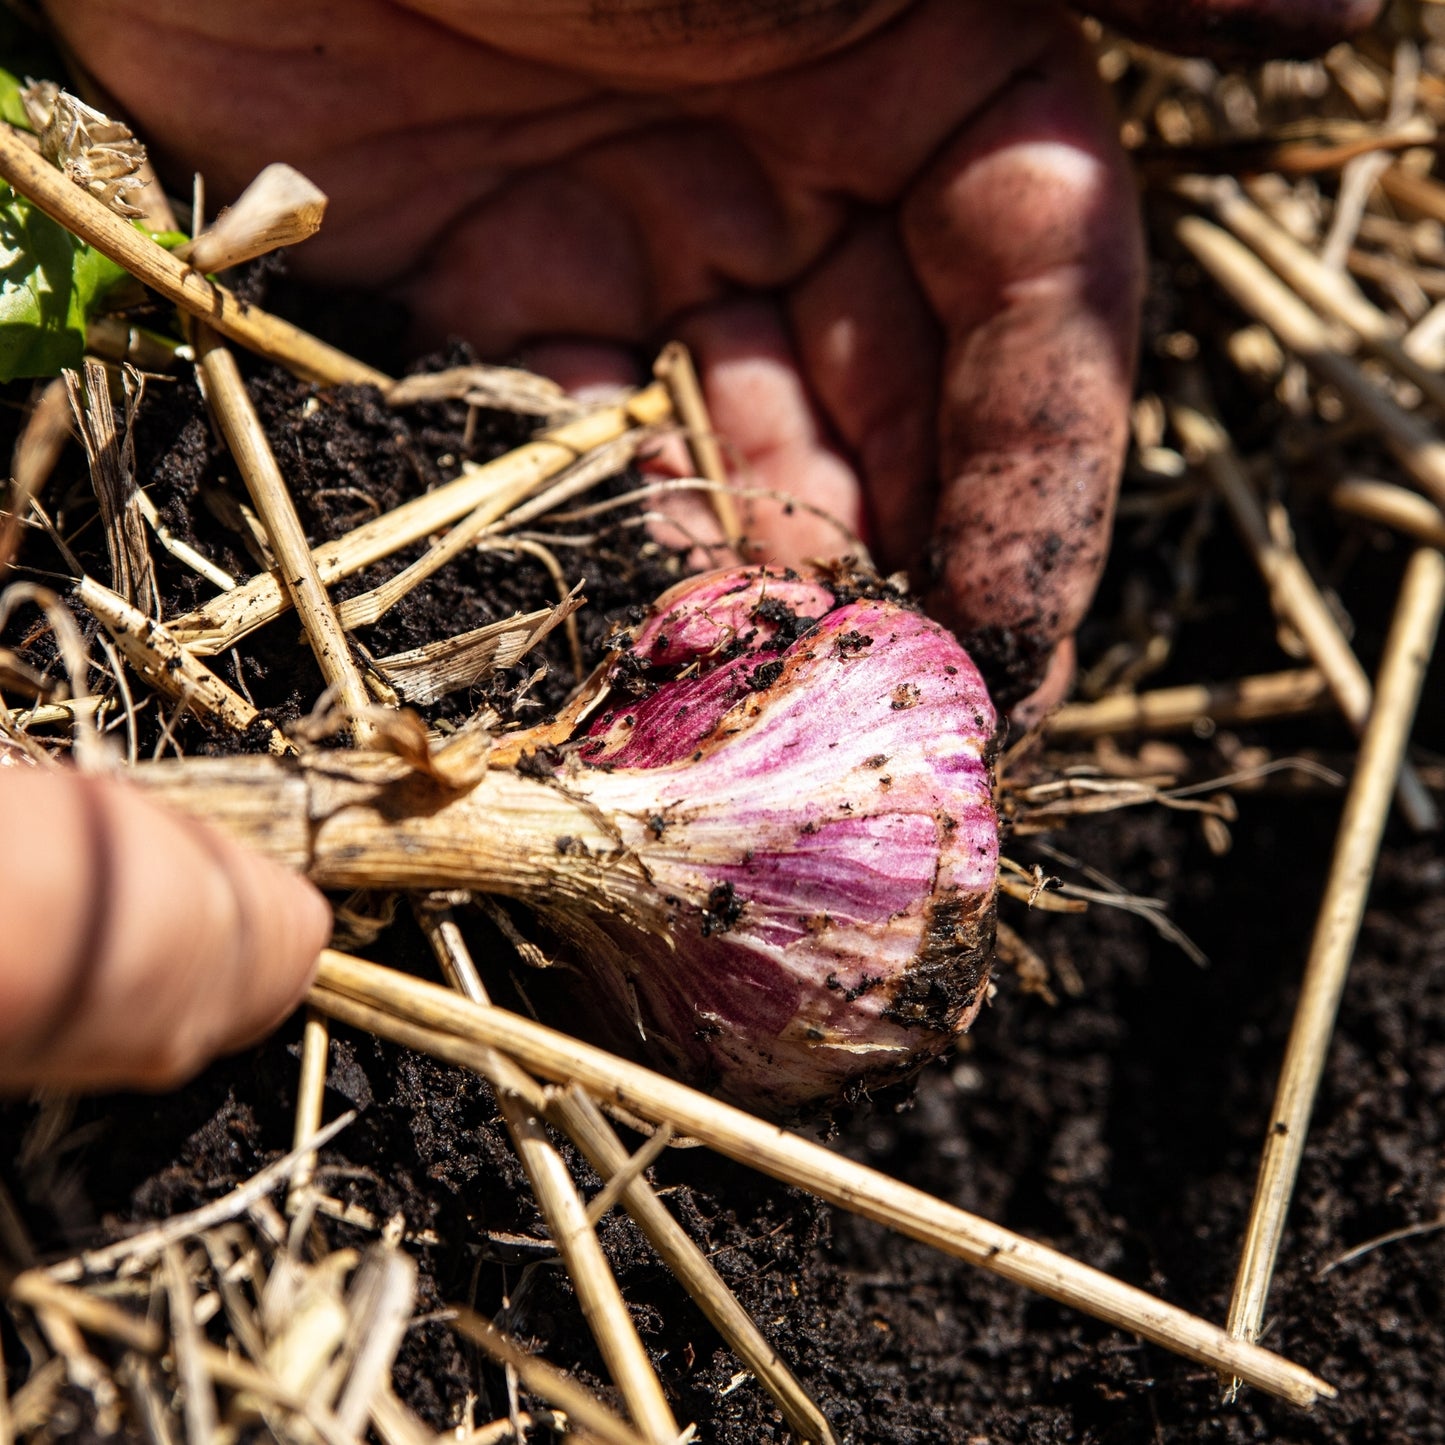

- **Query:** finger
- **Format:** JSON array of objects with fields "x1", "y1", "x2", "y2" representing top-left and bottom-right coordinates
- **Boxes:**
[
  {"x1": 679, "y1": 298, "x2": 868, "y2": 565},
  {"x1": 901, "y1": 16, "x2": 1143, "y2": 707},
  {"x1": 788, "y1": 214, "x2": 940, "y2": 571},
  {"x1": 1010, "y1": 635, "x2": 1076, "y2": 733},
  {"x1": 0, "y1": 770, "x2": 331, "y2": 1092}
]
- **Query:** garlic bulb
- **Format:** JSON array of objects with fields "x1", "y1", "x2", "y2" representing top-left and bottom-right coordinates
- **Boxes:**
[{"x1": 543, "y1": 565, "x2": 1000, "y2": 1112}]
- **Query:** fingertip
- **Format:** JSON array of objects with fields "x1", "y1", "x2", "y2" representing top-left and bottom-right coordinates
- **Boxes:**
[
  {"x1": 0, "y1": 771, "x2": 336, "y2": 1093},
  {"x1": 266, "y1": 866, "x2": 331, "y2": 1009},
  {"x1": 288, "y1": 873, "x2": 334, "y2": 973},
  {"x1": 216, "y1": 841, "x2": 332, "y2": 1046},
  {"x1": 679, "y1": 299, "x2": 868, "y2": 563},
  {"x1": 1007, "y1": 637, "x2": 1076, "y2": 735}
]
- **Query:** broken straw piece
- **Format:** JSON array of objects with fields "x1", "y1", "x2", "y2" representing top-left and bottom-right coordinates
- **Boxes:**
[{"x1": 180, "y1": 163, "x2": 327, "y2": 273}]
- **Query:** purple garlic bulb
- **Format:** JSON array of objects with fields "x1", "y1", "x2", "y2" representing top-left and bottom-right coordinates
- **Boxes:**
[{"x1": 539, "y1": 564, "x2": 1000, "y2": 1115}]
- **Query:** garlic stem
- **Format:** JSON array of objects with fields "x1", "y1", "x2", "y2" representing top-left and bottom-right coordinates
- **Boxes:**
[{"x1": 130, "y1": 753, "x2": 645, "y2": 910}]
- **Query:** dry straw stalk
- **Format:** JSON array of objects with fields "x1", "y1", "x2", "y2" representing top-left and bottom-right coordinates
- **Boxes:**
[
  {"x1": 417, "y1": 903, "x2": 834, "y2": 1445},
  {"x1": 1333, "y1": 479, "x2": 1445, "y2": 549},
  {"x1": 653, "y1": 341, "x2": 741, "y2": 546},
  {"x1": 65, "y1": 360, "x2": 158, "y2": 619},
  {"x1": 2, "y1": 1271, "x2": 356, "y2": 1445},
  {"x1": 287, "y1": 1011, "x2": 332, "y2": 1205},
  {"x1": 76, "y1": 576, "x2": 292, "y2": 754},
  {"x1": 196, "y1": 326, "x2": 371, "y2": 1180},
  {"x1": 178, "y1": 162, "x2": 327, "y2": 274},
  {"x1": 415, "y1": 905, "x2": 678, "y2": 1445},
  {"x1": 1227, "y1": 545, "x2": 1445, "y2": 1355},
  {"x1": 449, "y1": 1310, "x2": 650, "y2": 1445},
  {"x1": 43, "y1": 1113, "x2": 356, "y2": 1284},
  {"x1": 1044, "y1": 668, "x2": 1329, "y2": 740},
  {"x1": 499, "y1": 1096, "x2": 679, "y2": 1445},
  {"x1": 1168, "y1": 370, "x2": 1437, "y2": 830},
  {"x1": 311, "y1": 951, "x2": 1337, "y2": 1409},
  {"x1": 196, "y1": 331, "x2": 376, "y2": 744},
  {"x1": 1182, "y1": 175, "x2": 1445, "y2": 412},
  {"x1": 1175, "y1": 213, "x2": 1445, "y2": 512},
  {"x1": 416, "y1": 906, "x2": 680, "y2": 1444},
  {"x1": 168, "y1": 383, "x2": 673, "y2": 654},
  {"x1": 550, "y1": 1084, "x2": 838, "y2": 1445}
]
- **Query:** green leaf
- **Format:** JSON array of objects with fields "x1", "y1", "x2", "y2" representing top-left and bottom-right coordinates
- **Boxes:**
[
  {"x1": 73, "y1": 232, "x2": 129, "y2": 302},
  {"x1": 0, "y1": 68, "x2": 29, "y2": 130},
  {"x1": 0, "y1": 60, "x2": 191, "y2": 381},
  {"x1": 0, "y1": 183, "x2": 135, "y2": 381},
  {"x1": 0, "y1": 186, "x2": 81, "y2": 377}
]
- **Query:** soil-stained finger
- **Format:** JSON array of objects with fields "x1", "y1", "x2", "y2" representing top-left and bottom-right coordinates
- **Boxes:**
[
  {"x1": 901, "y1": 18, "x2": 1143, "y2": 707},
  {"x1": 679, "y1": 298, "x2": 867, "y2": 564}
]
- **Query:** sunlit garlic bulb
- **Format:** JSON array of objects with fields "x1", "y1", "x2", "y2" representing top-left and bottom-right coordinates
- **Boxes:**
[{"x1": 541, "y1": 565, "x2": 1000, "y2": 1113}]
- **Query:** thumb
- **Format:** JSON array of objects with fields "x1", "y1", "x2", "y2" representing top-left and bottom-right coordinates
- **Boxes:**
[{"x1": 0, "y1": 767, "x2": 331, "y2": 1092}]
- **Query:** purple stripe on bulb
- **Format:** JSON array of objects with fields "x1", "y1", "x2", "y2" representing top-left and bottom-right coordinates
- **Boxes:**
[{"x1": 544, "y1": 564, "x2": 1000, "y2": 1115}]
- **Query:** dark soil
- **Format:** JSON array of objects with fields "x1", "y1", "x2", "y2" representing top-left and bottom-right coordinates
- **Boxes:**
[{"x1": 2, "y1": 271, "x2": 1442, "y2": 1443}]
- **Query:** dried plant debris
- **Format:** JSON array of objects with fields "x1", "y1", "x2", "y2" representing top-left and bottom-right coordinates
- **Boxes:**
[
  {"x1": 3, "y1": 1118, "x2": 438, "y2": 1445},
  {"x1": 4, "y1": 359, "x2": 679, "y2": 751},
  {"x1": 371, "y1": 590, "x2": 584, "y2": 706},
  {"x1": 179, "y1": 162, "x2": 328, "y2": 274},
  {"x1": 387, "y1": 365, "x2": 582, "y2": 421},
  {"x1": 19, "y1": 81, "x2": 148, "y2": 219},
  {"x1": 64, "y1": 361, "x2": 159, "y2": 618}
]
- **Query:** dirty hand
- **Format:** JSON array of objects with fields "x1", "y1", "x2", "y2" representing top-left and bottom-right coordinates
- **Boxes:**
[
  {"x1": 0, "y1": 762, "x2": 330, "y2": 1091},
  {"x1": 47, "y1": 0, "x2": 1376, "y2": 716},
  {"x1": 3, "y1": 0, "x2": 1376, "y2": 1094},
  {"x1": 49, "y1": 0, "x2": 1136, "y2": 719}
]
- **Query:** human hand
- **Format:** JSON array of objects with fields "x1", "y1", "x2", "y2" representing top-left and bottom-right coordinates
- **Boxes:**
[
  {"x1": 44, "y1": 0, "x2": 1376, "y2": 720},
  {"x1": 0, "y1": 761, "x2": 330, "y2": 1091}
]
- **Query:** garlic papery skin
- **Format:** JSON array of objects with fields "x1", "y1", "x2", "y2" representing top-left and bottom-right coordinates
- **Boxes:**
[{"x1": 535, "y1": 565, "x2": 1000, "y2": 1114}]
